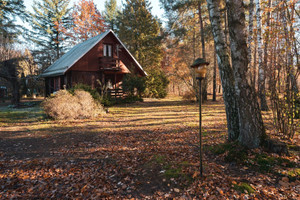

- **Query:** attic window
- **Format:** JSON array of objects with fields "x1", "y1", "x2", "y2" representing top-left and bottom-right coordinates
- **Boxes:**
[{"x1": 103, "y1": 44, "x2": 112, "y2": 57}]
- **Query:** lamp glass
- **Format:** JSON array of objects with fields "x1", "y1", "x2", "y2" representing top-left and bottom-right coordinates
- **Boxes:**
[{"x1": 195, "y1": 66, "x2": 207, "y2": 78}]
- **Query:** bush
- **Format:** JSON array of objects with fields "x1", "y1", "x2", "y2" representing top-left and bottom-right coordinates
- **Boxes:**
[
  {"x1": 42, "y1": 90, "x2": 105, "y2": 120},
  {"x1": 182, "y1": 90, "x2": 196, "y2": 101},
  {"x1": 122, "y1": 74, "x2": 146, "y2": 98},
  {"x1": 69, "y1": 83, "x2": 101, "y2": 102},
  {"x1": 144, "y1": 69, "x2": 169, "y2": 98}
]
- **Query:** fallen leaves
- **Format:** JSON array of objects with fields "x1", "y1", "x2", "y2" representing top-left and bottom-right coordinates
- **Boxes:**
[{"x1": 0, "y1": 98, "x2": 299, "y2": 199}]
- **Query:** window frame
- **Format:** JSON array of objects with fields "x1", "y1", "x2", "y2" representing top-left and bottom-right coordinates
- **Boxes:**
[{"x1": 103, "y1": 44, "x2": 113, "y2": 57}]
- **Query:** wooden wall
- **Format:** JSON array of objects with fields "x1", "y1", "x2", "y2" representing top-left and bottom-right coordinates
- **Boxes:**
[{"x1": 45, "y1": 32, "x2": 146, "y2": 96}]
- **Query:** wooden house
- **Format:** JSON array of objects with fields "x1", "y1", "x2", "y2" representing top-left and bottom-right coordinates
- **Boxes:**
[{"x1": 41, "y1": 30, "x2": 147, "y2": 97}]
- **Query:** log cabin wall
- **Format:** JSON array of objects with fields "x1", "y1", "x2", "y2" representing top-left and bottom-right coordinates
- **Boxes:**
[
  {"x1": 44, "y1": 32, "x2": 145, "y2": 96},
  {"x1": 70, "y1": 32, "x2": 119, "y2": 73},
  {"x1": 71, "y1": 71, "x2": 99, "y2": 89}
]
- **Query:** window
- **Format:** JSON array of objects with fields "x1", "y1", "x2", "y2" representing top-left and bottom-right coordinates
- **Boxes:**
[{"x1": 103, "y1": 44, "x2": 113, "y2": 57}]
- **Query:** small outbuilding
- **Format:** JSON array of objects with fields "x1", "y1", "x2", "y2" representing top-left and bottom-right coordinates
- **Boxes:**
[{"x1": 41, "y1": 30, "x2": 147, "y2": 97}]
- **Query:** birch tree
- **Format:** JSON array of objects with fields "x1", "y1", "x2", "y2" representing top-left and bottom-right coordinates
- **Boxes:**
[
  {"x1": 247, "y1": 0, "x2": 254, "y2": 83},
  {"x1": 226, "y1": 0, "x2": 265, "y2": 148},
  {"x1": 256, "y1": 0, "x2": 269, "y2": 111},
  {"x1": 206, "y1": 0, "x2": 240, "y2": 141}
]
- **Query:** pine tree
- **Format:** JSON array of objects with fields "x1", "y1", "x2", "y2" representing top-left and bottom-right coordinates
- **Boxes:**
[
  {"x1": 0, "y1": 0, "x2": 25, "y2": 44},
  {"x1": 104, "y1": 0, "x2": 119, "y2": 31},
  {"x1": 69, "y1": 0, "x2": 106, "y2": 44},
  {"x1": 28, "y1": 0, "x2": 71, "y2": 67},
  {"x1": 117, "y1": 0, "x2": 167, "y2": 98},
  {"x1": 117, "y1": 0, "x2": 163, "y2": 69}
]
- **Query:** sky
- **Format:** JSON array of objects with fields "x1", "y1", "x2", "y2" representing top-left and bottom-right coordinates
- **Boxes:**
[
  {"x1": 19, "y1": 0, "x2": 166, "y2": 48},
  {"x1": 23, "y1": 0, "x2": 165, "y2": 21}
]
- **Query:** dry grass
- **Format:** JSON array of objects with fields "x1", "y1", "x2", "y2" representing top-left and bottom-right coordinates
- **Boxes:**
[{"x1": 42, "y1": 90, "x2": 105, "y2": 120}]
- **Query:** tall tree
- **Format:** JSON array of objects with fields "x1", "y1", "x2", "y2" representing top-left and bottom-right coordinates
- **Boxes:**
[
  {"x1": 160, "y1": 0, "x2": 211, "y2": 101},
  {"x1": 212, "y1": 44, "x2": 217, "y2": 101},
  {"x1": 0, "y1": 0, "x2": 25, "y2": 44},
  {"x1": 104, "y1": 0, "x2": 119, "y2": 31},
  {"x1": 198, "y1": 0, "x2": 208, "y2": 101},
  {"x1": 247, "y1": 0, "x2": 254, "y2": 83},
  {"x1": 69, "y1": 0, "x2": 106, "y2": 44},
  {"x1": 256, "y1": 0, "x2": 269, "y2": 111},
  {"x1": 0, "y1": 44, "x2": 23, "y2": 105},
  {"x1": 28, "y1": 0, "x2": 71, "y2": 67},
  {"x1": 117, "y1": 0, "x2": 163, "y2": 69},
  {"x1": 226, "y1": 0, "x2": 265, "y2": 148},
  {"x1": 117, "y1": 0, "x2": 168, "y2": 98},
  {"x1": 206, "y1": 0, "x2": 240, "y2": 141},
  {"x1": 198, "y1": 0, "x2": 206, "y2": 59}
]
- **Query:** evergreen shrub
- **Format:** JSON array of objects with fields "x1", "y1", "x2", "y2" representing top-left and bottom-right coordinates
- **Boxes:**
[
  {"x1": 68, "y1": 83, "x2": 101, "y2": 102},
  {"x1": 122, "y1": 74, "x2": 146, "y2": 98},
  {"x1": 144, "y1": 70, "x2": 169, "y2": 98}
]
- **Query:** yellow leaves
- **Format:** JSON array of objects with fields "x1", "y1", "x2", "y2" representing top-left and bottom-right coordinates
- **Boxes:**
[
  {"x1": 216, "y1": 186, "x2": 224, "y2": 195},
  {"x1": 192, "y1": 171, "x2": 200, "y2": 178}
]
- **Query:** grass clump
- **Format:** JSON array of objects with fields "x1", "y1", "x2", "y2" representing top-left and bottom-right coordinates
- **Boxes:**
[
  {"x1": 164, "y1": 167, "x2": 182, "y2": 178},
  {"x1": 254, "y1": 154, "x2": 296, "y2": 172},
  {"x1": 210, "y1": 142, "x2": 248, "y2": 163},
  {"x1": 42, "y1": 90, "x2": 105, "y2": 120},
  {"x1": 287, "y1": 168, "x2": 300, "y2": 181},
  {"x1": 233, "y1": 182, "x2": 255, "y2": 194},
  {"x1": 154, "y1": 155, "x2": 166, "y2": 164}
]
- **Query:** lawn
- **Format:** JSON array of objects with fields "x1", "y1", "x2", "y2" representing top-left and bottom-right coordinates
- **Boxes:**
[{"x1": 0, "y1": 96, "x2": 299, "y2": 199}]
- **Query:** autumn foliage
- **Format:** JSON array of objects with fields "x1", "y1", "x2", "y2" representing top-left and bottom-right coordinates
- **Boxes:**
[{"x1": 69, "y1": 0, "x2": 106, "y2": 43}]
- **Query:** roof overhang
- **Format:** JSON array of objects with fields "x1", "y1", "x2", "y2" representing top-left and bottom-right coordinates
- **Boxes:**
[{"x1": 40, "y1": 30, "x2": 147, "y2": 78}]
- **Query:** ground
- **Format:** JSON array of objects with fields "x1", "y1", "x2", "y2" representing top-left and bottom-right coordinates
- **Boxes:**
[{"x1": 0, "y1": 96, "x2": 299, "y2": 199}]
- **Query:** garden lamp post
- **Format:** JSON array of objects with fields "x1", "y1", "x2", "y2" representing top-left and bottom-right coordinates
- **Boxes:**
[{"x1": 190, "y1": 58, "x2": 209, "y2": 177}]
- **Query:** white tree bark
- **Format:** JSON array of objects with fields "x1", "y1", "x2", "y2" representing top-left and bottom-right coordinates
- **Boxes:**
[
  {"x1": 256, "y1": 0, "x2": 269, "y2": 111},
  {"x1": 206, "y1": 0, "x2": 240, "y2": 141},
  {"x1": 226, "y1": 0, "x2": 266, "y2": 148},
  {"x1": 247, "y1": 0, "x2": 254, "y2": 81}
]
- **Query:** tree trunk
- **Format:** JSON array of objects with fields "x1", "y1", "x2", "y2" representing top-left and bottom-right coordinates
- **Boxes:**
[
  {"x1": 2, "y1": 58, "x2": 21, "y2": 105},
  {"x1": 253, "y1": 35, "x2": 257, "y2": 90},
  {"x1": 206, "y1": 0, "x2": 240, "y2": 141},
  {"x1": 198, "y1": 1, "x2": 205, "y2": 59},
  {"x1": 226, "y1": 0, "x2": 266, "y2": 148},
  {"x1": 11, "y1": 78, "x2": 20, "y2": 105},
  {"x1": 256, "y1": 0, "x2": 269, "y2": 111},
  {"x1": 56, "y1": 31, "x2": 60, "y2": 60},
  {"x1": 198, "y1": 0, "x2": 208, "y2": 101},
  {"x1": 282, "y1": 3, "x2": 299, "y2": 94},
  {"x1": 263, "y1": 0, "x2": 272, "y2": 93},
  {"x1": 247, "y1": 0, "x2": 254, "y2": 81},
  {"x1": 213, "y1": 45, "x2": 217, "y2": 101}
]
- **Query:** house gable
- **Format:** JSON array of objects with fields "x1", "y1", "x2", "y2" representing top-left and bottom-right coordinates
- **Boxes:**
[{"x1": 41, "y1": 30, "x2": 146, "y2": 78}]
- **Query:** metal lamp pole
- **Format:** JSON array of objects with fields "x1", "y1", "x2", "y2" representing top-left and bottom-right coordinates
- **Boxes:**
[
  {"x1": 197, "y1": 77, "x2": 203, "y2": 177},
  {"x1": 190, "y1": 58, "x2": 209, "y2": 178}
]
